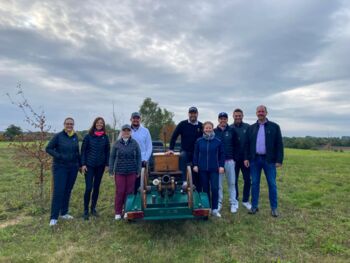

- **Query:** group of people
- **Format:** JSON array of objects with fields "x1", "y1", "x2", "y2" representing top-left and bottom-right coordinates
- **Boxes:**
[{"x1": 46, "y1": 105, "x2": 283, "y2": 226}]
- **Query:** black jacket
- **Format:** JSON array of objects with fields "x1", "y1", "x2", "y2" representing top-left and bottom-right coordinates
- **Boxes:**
[
  {"x1": 169, "y1": 120, "x2": 203, "y2": 153},
  {"x1": 244, "y1": 120, "x2": 284, "y2": 164},
  {"x1": 214, "y1": 125, "x2": 239, "y2": 161},
  {"x1": 81, "y1": 133, "x2": 110, "y2": 167},
  {"x1": 46, "y1": 130, "x2": 81, "y2": 166},
  {"x1": 231, "y1": 122, "x2": 250, "y2": 161},
  {"x1": 109, "y1": 138, "x2": 141, "y2": 175}
]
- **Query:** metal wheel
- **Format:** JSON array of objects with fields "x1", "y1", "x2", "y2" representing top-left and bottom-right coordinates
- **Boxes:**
[
  {"x1": 186, "y1": 166, "x2": 194, "y2": 208},
  {"x1": 140, "y1": 167, "x2": 148, "y2": 209}
]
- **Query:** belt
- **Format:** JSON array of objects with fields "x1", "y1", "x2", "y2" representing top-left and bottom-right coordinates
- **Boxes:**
[{"x1": 256, "y1": 154, "x2": 266, "y2": 157}]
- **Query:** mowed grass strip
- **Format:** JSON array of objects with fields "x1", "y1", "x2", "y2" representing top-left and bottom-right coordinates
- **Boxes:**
[{"x1": 0, "y1": 142, "x2": 349, "y2": 262}]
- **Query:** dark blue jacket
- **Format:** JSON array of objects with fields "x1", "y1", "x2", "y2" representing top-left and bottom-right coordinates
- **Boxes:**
[
  {"x1": 214, "y1": 125, "x2": 239, "y2": 161},
  {"x1": 81, "y1": 133, "x2": 110, "y2": 167},
  {"x1": 193, "y1": 135, "x2": 225, "y2": 172},
  {"x1": 169, "y1": 120, "x2": 203, "y2": 153},
  {"x1": 46, "y1": 130, "x2": 81, "y2": 166},
  {"x1": 231, "y1": 122, "x2": 250, "y2": 161},
  {"x1": 244, "y1": 120, "x2": 284, "y2": 164}
]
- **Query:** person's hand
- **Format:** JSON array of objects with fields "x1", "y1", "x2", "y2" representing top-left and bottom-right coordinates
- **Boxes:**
[
  {"x1": 104, "y1": 166, "x2": 109, "y2": 172},
  {"x1": 244, "y1": 160, "x2": 250, "y2": 168},
  {"x1": 275, "y1": 163, "x2": 282, "y2": 168},
  {"x1": 110, "y1": 173, "x2": 115, "y2": 178},
  {"x1": 193, "y1": 166, "x2": 199, "y2": 173},
  {"x1": 165, "y1": 150, "x2": 174, "y2": 155},
  {"x1": 219, "y1": 167, "x2": 225, "y2": 174},
  {"x1": 81, "y1": 165, "x2": 88, "y2": 174}
]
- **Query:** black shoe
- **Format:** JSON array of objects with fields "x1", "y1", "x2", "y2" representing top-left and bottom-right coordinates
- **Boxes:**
[
  {"x1": 248, "y1": 207, "x2": 259, "y2": 214},
  {"x1": 271, "y1": 209, "x2": 279, "y2": 217},
  {"x1": 91, "y1": 208, "x2": 99, "y2": 217},
  {"x1": 83, "y1": 211, "x2": 89, "y2": 220}
]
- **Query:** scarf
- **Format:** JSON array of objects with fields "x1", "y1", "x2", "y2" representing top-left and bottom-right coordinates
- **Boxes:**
[
  {"x1": 203, "y1": 131, "x2": 215, "y2": 140},
  {"x1": 94, "y1": 130, "x2": 105, "y2": 136}
]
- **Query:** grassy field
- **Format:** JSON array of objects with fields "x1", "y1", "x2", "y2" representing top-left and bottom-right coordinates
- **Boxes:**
[{"x1": 0, "y1": 142, "x2": 349, "y2": 263}]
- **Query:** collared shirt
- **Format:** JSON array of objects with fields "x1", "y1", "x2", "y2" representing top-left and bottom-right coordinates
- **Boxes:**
[
  {"x1": 188, "y1": 119, "x2": 199, "y2": 125},
  {"x1": 256, "y1": 120, "x2": 267, "y2": 154},
  {"x1": 131, "y1": 125, "x2": 153, "y2": 162}
]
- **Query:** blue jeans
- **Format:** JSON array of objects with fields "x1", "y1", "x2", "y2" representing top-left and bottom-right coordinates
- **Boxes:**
[
  {"x1": 250, "y1": 156, "x2": 277, "y2": 209},
  {"x1": 199, "y1": 171, "x2": 219, "y2": 210},
  {"x1": 50, "y1": 164, "x2": 78, "y2": 219}
]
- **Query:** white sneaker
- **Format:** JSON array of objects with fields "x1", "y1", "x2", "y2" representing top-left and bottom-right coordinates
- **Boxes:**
[
  {"x1": 242, "y1": 202, "x2": 252, "y2": 210},
  {"x1": 217, "y1": 203, "x2": 222, "y2": 212},
  {"x1": 49, "y1": 219, "x2": 57, "y2": 226},
  {"x1": 124, "y1": 213, "x2": 128, "y2": 220},
  {"x1": 230, "y1": 204, "x2": 238, "y2": 214},
  {"x1": 182, "y1": 182, "x2": 188, "y2": 190},
  {"x1": 60, "y1": 214, "x2": 74, "y2": 220},
  {"x1": 115, "y1": 214, "x2": 122, "y2": 220},
  {"x1": 211, "y1": 209, "x2": 222, "y2": 218}
]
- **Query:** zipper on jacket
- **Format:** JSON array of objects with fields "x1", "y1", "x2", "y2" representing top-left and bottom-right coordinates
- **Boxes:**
[{"x1": 207, "y1": 139, "x2": 209, "y2": 170}]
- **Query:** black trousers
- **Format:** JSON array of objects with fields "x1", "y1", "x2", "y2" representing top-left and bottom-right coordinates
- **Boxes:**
[
  {"x1": 234, "y1": 160, "x2": 251, "y2": 202},
  {"x1": 180, "y1": 151, "x2": 200, "y2": 190},
  {"x1": 84, "y1": 165, "x2": 105, "y2": 211}
]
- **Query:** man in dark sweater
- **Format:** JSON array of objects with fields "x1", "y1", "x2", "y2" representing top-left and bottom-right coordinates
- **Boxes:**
[
  {"x1": 166, "y1": 107, "x2": 203, "y2": 189},
  {"x1": 244, "y1": 105, "x2": 284, "y2": 217},
  {"x1": 214, "y1": 112, "x2": 239, "y2": 213},
  {"x1": 231, "y1": 108, "x2": 252, "y2": 211}
]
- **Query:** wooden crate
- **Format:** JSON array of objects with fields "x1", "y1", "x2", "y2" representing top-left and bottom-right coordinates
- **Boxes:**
[{"x1": 153, "y1": 152, "x2": 180, "y2": 172}]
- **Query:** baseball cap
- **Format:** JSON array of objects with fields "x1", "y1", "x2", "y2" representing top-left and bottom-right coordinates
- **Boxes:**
[
  {"x1": 131, "y1": 112, "x2": 141, "y2": 118},
  {"x1": 218, "y1": 112, "x2": 228, "y2": 118},
  {"x1": 188, "y1": 106, "x2": 198, "y2": 113},
  {"x1": 121, "y1": 124, "x2": 132, "y2": 131}
]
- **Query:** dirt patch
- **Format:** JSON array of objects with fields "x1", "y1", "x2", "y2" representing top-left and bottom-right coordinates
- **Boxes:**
[{"x1": 0, "y1": 216, "x2": 29, "y2": 229}]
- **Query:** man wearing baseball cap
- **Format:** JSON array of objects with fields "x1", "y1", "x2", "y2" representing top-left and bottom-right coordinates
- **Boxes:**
[
  {"x1": 214, "y1": 112, "x2": 239, "y2": 213},
  {"x1": 166, "y1": 107, "x2": 203, "y2": 189},
  {"x1": 130, "y1": 112, "x2": 153, "y2": 193}
]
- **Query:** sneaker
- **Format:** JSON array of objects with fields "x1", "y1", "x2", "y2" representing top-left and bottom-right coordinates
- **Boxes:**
[
  {"x1": 242, "y1": 202, "x2": 252, "y2": 210},
  {"x1": 49, "y1": 219, "x2": 57, "y2": 226},
  {"x1": 115, "y1": 214, "x2": 122, "y2": 220},
  {"x1": 60, "y1": 214, "x2": 74, "y2": 220},
  {"x1": 182, "y1": 182, "x2": 188, "y2": 190},
  {"x1": 124, "y1": 213, "x2": 128, "y2": 220},
  {"x1": 211, "y1": 209, "x2": 222, "y2": 218},
  {"x1": 217, "y1": 203, "x2": 222, "y2": 212},
  {"x1": 230, "y1": 204, "x2": 238, "y2": 214},
  {"x1": 83, "y1": 211, "x2": 89, "y2": 221}
]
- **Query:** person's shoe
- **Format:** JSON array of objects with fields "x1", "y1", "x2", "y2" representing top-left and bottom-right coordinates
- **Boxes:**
[
  {"x1": 115, "y1": 214, "x2": 122, "y2": 220},
  {"x1": 211, "y1": 209, "x2": 222, "y2": 218},
  {"x1": 182, "y1": 182, "x2": 188, "y2": 191},
  {"x1": 124, "y1": 213, "x2": 128, "y2": 220},
  {"x1": 60, "y1": 214, "x2": 74, "y2": 220},
  {"x1": 242, "y1": 202, "x2": 252, "y2": 210},
  {"x1": 91, "y1": 208, "x2": 99, "y2": 217},
  {"x1": 248, "y1": 207, "x2": 259, "y2": 214},
  {"x1": 49, "y1": 219, "x2": 57, "y2": 226},
  {"x1": 230, "y1": 204, "x2": 238, "y2": 214},
  {"x1": 271, "y1": 209, "x2": 279, "y2": 217},
  {"x1": 217, "y1": 203, "x2": 222, "y2": 212},
  {"x1": 83, "y1": 211, "x2": 89, "y2": 221}
]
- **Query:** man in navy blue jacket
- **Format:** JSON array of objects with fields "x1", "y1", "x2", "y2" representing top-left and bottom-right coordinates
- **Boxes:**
[
  {"x1": 214, "y1": 112, "x2": 239, "y2": 214},
  {"x1": 244, "y1": 105, "x2": 284, "y2": 217},
  {"x1": 166, "y1": 107, "x2": 203, "y2": 189}
]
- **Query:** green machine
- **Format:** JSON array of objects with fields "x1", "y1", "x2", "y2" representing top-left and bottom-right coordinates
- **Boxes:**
[{"x1": 125, "y1": 153, "x2": 210, "y2": 221}]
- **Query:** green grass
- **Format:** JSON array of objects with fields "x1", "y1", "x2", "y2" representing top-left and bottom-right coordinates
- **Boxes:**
[{"x1": 0, "y1": 142, "x2": 349, "y2": 262}]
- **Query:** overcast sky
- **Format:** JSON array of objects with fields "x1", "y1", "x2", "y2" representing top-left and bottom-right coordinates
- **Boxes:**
[{"x1": 1, "y1": 0, "x2": 349, "y2": 136}]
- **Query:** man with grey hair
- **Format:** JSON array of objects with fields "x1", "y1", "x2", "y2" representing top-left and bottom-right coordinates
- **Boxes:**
[{"x1": 244, "y1": 105, "x2": 284, "y2": 217}]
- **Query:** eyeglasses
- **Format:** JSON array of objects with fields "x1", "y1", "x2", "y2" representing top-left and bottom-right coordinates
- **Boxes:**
[{"x1": 65, "y1": 123, "x2": 74, "y2": 125}]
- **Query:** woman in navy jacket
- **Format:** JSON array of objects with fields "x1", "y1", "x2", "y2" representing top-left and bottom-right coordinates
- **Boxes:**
[
  {"x1": 193, "y1": 121, "x2": 225, "y2": 218},
  {"x1": 46, "y1": 117, "x2": 81, "y2": 226},
  {"x1": 81, "y1": 117, "x2": 110, "y2": 220}
]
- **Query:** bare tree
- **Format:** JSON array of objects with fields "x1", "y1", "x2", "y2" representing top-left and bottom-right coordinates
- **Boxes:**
[{"x1": 6, "y1": 84, "x2": 52, "y2": 203}]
